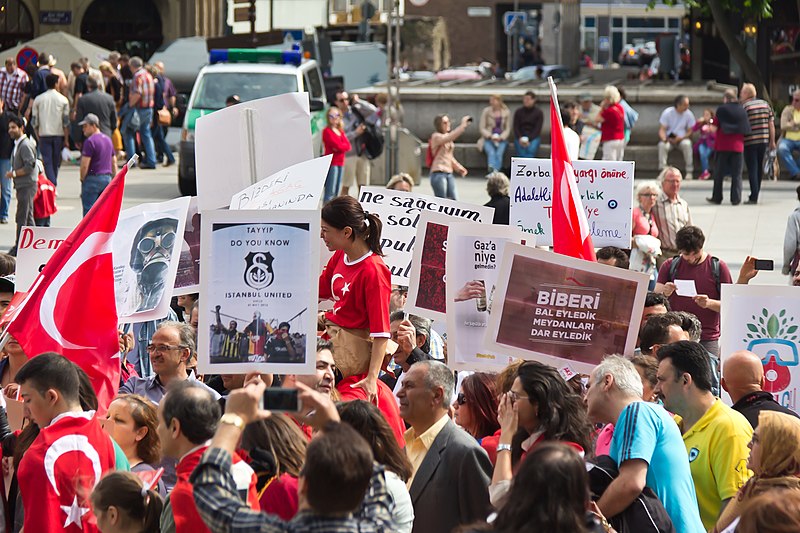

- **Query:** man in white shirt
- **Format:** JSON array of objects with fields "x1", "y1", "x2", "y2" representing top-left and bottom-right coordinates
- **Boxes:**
[
  {"x1": 31, "y1": 72, "x2": 69, "y2": 186},
  {"x1": 658, "y1": 95, "x2": 696, "y2": 180}
]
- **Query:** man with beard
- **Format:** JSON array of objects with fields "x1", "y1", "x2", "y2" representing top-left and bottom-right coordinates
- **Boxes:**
[
  {"x1": 244, "y1": 311, "x2": 268, "y2": 361},
  {"x1": 126, "y1": 217, "x2": 178, "y2": 312},
  {"x1": 214, "y1": 305, "x2": 248, "y2": 362}
]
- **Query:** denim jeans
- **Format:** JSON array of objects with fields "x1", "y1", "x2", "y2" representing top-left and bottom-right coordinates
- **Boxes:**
[
  {"x1": 430, "y1": 171, "x2": 457, "y2": 199},
  {"x1": 697, "y1": 143, "x2": 713, "y2": 173},
  {"x1": 743, "y1": 143, "x2": 767, "y2": 202},
  {"x1": 152, "y1": 122, "x2": 175, "y2": 164},
  {"x1": 324, "y1": 165, "x2": 343, "y2": 202},
  {"x1": 0, "y1": 159, "x2": 10, "y2": 220},
  {"x1": 39, "y1": 135, "x2": 63, "y2": 186},
  {"x1": 514, "y1": 137, "x2": 540, "y2": 159},
  {"x1": 82, "y1": 174, "x2": 112, "y2": 216},
  {"x1": 484, "y1": 140, "x2": 508, "y2": 171},
  {"x1": 778, "y1": 138, "x2": 800, "y2": 177},
  {"x1": 123, "y1": 108, "x2": 157, "y2": 167}
]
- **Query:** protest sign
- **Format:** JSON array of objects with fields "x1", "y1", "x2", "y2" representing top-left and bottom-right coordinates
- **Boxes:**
[
  {"x1": 484, "y1": 244, "x2": 649, "y2": 373},
  {"x1": 509, "y1": 158, "x2": 634, "y2": 248},
  {"x1": 445, "y1": 223, "x2": 528, "y2": 371},
  {"x1": 197, "y1": 209, "x2": 319, "y2": 375},
  {"x1": 406, "y1": 212, "x2": 458, "y2": 322},
  {"x1": 195, "y1": 92, "x2": 314, "y2": 211},
  {"x1": 358, "y1": 187, "x2": 494, "y2": 285},
  {"x1": 174, "y1": 197, "x2": 200, "y2": 296},
  {"x1": 720, "y1": 285, "x2": 800, "y2": 410},
  {"x1": 113, "y1": 196, "x2": 191, "y2": 323},
  {"x1": 230, "y1": 155, "x2": 331, "y2": 210},
  {"x1": 15, "y1": 226, "x2": 70, "y2": 291}
]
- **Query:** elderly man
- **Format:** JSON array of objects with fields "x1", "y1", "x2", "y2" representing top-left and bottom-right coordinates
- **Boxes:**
[
  {"x1": 586, "y1": 355, "x2": 705, "y2": 533},
  {"x1": 652, "y1": 166, "x2": 692, "y2": 268},
  {"x1": 382, "y1": 310, "x2": 434, "y2": 392},
  {"x1": 655, "y1": 341, "x2": 752, "y2": 530},
  {"x1": 778, "y1": 89, "x2": 800, "y2": 181},
  {"x1": 722, "y1": 350, "x2": 799, "y2": 427},
  {"x1": 707, "y1": 89, "x2": 751, "y2": 206},
  {"x1": 0, "y1": 57, "x2": 28, "y2": 112},
  {"x1": 740, "y1": 83, "x2": 775, "y2": 204},
  {"x1": 76, "y1": 76, "x2": 117, "y2": 139},
  {"x1": 120, "y1": 321, "x2": 220, "y2": 404},
  {"x1": 397, "y1": 360, "x2": 491, "y2": 533},
  {"x1": 658, "y1": 95, "x2": 695, "y2": 180}
]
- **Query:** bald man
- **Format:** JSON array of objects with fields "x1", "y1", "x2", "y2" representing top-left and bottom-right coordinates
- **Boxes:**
[{"x1": 722, "y1": 350, "x2": 799, "y2": 428}]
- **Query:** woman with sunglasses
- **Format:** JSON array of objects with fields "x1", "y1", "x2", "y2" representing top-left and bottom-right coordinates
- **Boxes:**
[
  {"x1": 322, "y1": 106, "x2": 351, "y2": 202},
  {"x1": 490, "y1": 360, "x2": 593, "y2": 507},
  {"x1": 630, "y1": 180, "x2": 661, "y2": 289},
  {"x1": 453, "y1": 372, "x2": 499, "y2": 447}
]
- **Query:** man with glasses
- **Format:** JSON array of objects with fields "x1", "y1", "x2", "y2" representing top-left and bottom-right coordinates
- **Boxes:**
[
  {"x1": 335, "y1": 89, "x2": 378, "y2": 197},
  {"x1": 652, "y1": 166, "x2": 692, "y2": 269},
  {"x1": 120, "y1": 320, "x2": 220, "y2": 404},
  {"x1": 778, "y1": 89, "x2": 800, "y2": 181}
]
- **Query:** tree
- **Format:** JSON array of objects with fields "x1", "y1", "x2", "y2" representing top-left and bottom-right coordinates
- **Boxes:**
[{"x1": 653, "y1": 0, "x2": 773, "y2": 100}]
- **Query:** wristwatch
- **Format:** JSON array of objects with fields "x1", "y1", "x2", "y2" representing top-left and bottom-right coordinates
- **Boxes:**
[
  {"x1": 219, "y1": 413, "x2": 245, "y2": 430},
  {"x1": 496, "y1": 443, "x2": 512, "y2": 453}
]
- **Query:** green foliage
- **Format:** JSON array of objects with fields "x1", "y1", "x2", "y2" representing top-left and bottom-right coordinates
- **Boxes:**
[
  {"x1": 743, "y1": 308, "x2": 800, "y2": 343},
  {"x1": 648, "y1": 0, "x2": 773, "y2": 19}
]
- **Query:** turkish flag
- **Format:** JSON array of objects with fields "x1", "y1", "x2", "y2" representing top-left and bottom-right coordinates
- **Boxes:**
[
  {"x1": 4, "y1": 165, "x2": 128, "y2": 411},
  {"x1": 549, "y1": 79, "x2": 596, "y2": 261}
]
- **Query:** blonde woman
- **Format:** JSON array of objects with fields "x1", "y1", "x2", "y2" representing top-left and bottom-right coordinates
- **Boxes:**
[
  {"x1": 478, "y1": 94, "x2": 511, "y2": 172},
  {"x1": 386, "y1": 173, "x2": 414, "y2": 192},
  {"x1": 631, "y1": 180, "x2": 661, "y2": 288},
  {"x1": 593, "y1": 85, "x2": 626, "y2": 161}
]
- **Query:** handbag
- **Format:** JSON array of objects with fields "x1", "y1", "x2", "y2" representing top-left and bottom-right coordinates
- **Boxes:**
[
  {"x1": 763, "y1": 149, "x2": 778, "y2": 181},
  {"x1": 157, "y1": 107, "x2": 171, "y2": 127}
]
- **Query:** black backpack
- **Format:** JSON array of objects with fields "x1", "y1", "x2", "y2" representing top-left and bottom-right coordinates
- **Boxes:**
[
  {"x1": 668, "y1": 255, "x2": 721, "y2": 297},
  {"x1": 587, "y1": 455, "x2": 676, "y2": 533},
  {"x1": 352, "y1": 106, "x2": 384, "y2": 160}
]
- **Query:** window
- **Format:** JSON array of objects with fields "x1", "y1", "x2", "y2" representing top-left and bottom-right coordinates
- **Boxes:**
[
  {"x1": 585, "y1": 16, "x2": 596, "y2": 28},
  {"x1": 192, "y1": 73, "x2": 298, "y2": 111},
  {"x1": 304, "y1": 68, "x2": 324, "y2": 100}
]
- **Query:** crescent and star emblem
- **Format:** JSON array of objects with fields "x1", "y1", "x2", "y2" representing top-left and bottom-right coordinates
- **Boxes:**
[
  {"x1": 44, "y1": 434, "x2": 103, "y2": 528},
  {"x1": 330, "y1": 273, "x2": 343, "y2": 302}
]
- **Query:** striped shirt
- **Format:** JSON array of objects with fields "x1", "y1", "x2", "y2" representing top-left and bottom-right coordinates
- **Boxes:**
[
  {"x1": 743, "y1": 98, "x2": 774, "y2": 146},
  {"x1": 0, "y1": 67, "x2": 29, "y2": 110},
  {"x1": 652, "y1": 192, "x2": 692, "y2": 252},
  {"x1": 131, "y1": 68, "x2": 155, "y2": 108}
]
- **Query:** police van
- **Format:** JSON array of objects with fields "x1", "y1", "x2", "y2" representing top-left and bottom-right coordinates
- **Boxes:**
[{"x1": 178, "y1": 47, "x2": 327, "y2": 195}]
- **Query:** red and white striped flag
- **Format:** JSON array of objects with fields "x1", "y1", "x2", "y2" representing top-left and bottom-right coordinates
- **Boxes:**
[{"x1": 548, "y1": 78, "x2": 596, "y2": 261}]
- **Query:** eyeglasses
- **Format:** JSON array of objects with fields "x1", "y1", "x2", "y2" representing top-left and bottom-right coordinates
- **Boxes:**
[
  {"x1": 456, "y1": 392, "x2": 467, "y2": 405},
  {"x1": 328, "y1": 113, "x2": 340, "y2": 119},
  {"x1": 508, "y1": 390, "x2": 530, "y2": 402},
  {"x1": 146, "y1": 344, "x2": 186, "y2": 354},
  {"x1": 137, "y1": 231, "x2": 176, "y2": 254},
  {"x1": 639, "y1": 193, "x2": 658, "y2": 197},
  {"x1": 336, "y1": 98, "x2": 348, "y2": 103}
]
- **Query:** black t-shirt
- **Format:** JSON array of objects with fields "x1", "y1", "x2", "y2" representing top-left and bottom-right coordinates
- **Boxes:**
[
  {"x1": 732, "y1": 391, "x2": 800, "y2": 428},
  {"x1": 74, "y1": 73, "x2": 88, "y2": 97},
  {"x1": 265, "y1": 334, "x2": 296, "y2": 363}
]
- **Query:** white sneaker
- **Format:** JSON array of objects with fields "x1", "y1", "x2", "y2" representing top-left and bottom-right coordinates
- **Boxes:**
[{"x1": 685, "y1": 172, "x2": 693, "y2": 180}]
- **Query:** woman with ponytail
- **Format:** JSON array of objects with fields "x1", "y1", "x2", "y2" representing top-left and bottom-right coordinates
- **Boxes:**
[
  {"x1": 91, "y1": 471, "x2": 163, "y2": 533},
  {"x1": 319, "y1": 196, "x2": 405, "y2": 442}
]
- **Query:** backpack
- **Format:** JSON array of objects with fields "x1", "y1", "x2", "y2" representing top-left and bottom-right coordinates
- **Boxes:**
[
  {"x1": 588, "y1": 455, "x2": 676, "y2": 533},
  {"x1": 425, "y1": 136, "x2": 441, "y2": 167},
  {"x1": 352, "y1": 106, "x2": 384, "y2": 160},
  {"x1": 668, "y1": 255, "x2": 721, "y2": 297}
]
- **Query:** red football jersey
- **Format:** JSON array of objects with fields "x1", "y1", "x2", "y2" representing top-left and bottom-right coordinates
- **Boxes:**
[{"x1": 319, "y1": 250, "x2": 391, "y2": 337}]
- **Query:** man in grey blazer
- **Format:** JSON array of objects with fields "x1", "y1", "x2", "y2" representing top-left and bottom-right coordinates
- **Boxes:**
[
  {"x1": 6, "y1": 115, "x2": 36, "y2": 255},
  {"x1": 398, "y1": 360, "x2": 492, "y2": 533}
]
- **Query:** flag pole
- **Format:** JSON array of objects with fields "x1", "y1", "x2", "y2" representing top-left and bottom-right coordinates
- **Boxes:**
[{"x1": 548, "y1": 76, "x2": 567, "y2": 150}]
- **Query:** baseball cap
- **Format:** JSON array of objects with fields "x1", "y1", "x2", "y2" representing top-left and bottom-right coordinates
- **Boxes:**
[
  {"x1": 0, "y1": 275, "x2": 15, "y2": 294},
  {"x1": 78, "y1": 113, "x2": 100, "y2": 126}
]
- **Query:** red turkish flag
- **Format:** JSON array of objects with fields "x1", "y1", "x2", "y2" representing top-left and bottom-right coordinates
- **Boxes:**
[
  {"x1": 549, "y1": 79, "x2": 596, "y2": 261},
  {"x1": 5, "y1": 165, "x2": 128, "y2": 411}
]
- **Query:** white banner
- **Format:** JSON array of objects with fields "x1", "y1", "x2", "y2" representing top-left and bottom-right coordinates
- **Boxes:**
[
  {"x1": 173, "y1": 197, "x2": 200, "y2": 296},
  {"x1": 358, "y1": 187, "x2": 495, "y2": 285},
  {"x1": 445, "y1": 223, "x2": 528, "y2": 371},
  {"x1": 509, "y1": 157, "x2": 634, "y2": 248},
  {"x1": 112, "y1": 196, "x2": 191, "y2": 323},
  {"x1": 720, "y1": 284, "x2": 800, "y2": 410},
  {"x1": 230, "y1": 155, "x2": 331, "y2": 211},
  {"x1": 15, "y1": 226, "x2": 70, "y2": 291},
  {"x1": 195, "y1": 92, "x2": 314, "y2": 211},
  {"x1": 197, "y1": 209, "x2": 319, "y2": 375}
]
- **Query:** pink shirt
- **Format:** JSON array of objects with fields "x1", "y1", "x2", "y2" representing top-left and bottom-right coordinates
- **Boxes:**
[{"x1": 632, "y1": 207, "x2": 658, "y2": 238}]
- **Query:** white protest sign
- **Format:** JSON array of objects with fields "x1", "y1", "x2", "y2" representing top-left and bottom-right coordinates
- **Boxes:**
[
  {"x1": 15, "y1": 227, "x2": 71, "y2": 291},
  {"x1": 230, "y1": 155, "x2": 331, "y2": 210},
  {"x1": 195, "y1": 92, "x2": 314, "y2": 211},
  {"x1": 720, "y1": 284, "x2": 800, "y2": 409},
  {"x1": 445, "y1": 223, "x2": 528, "y2": 371},
  {"x1": 358, "y1": 187, "x2": 495, "y2": 285},
  {"x1": 509, "y1": 157, "x2": 634, "y2": 247},
  {"x1": 197, "y1": 209, "x2": 319, "y2": 375},
  {"x1": 484, "y1": 244, "x2": 649, "y2": 374},
  {"x1": 112, "y1": 196, "x2": 191, "y2": 323},
  {"x1": 174, "y1": 197, "x2": 200, "y2": 296}
]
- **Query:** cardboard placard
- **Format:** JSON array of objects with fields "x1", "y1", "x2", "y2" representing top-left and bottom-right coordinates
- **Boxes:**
[
  {"x1": 173, "y1": 197, "x2": 201, "y2": 296},
  {"x1": 15, "y1": 226, "x2": 71, "y2": 291},
  {"x1": 230, "y1": 155, "x2": 331, "y2": 211}
]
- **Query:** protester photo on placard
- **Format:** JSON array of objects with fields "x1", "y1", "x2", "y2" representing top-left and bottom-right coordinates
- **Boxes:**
[
  {"x1": 173, "y1": 197, "x2": 200, "y2": 295},
  {"x1": 509, "y1": 157, "x2": 634, "y2": 248},
  {"x1": 445, "y1": 222, "x2": 529, "y2": 371},
  {"x1": 113, "y1": 196, "x2": 191, "y2": 322},
  {"x1": 358, "y1": 186, "x2": 494, "y2": 285},
  {"x1": 720, "y1": 284, "x2": 800, "y2": 408},
  {"x1": 198, "y1": 209, "x2": 318, "y2": 375},
  {"x1": 485, "y1": 243, "x2": 649, "y2": 373},
  {"x1": 15, "y1": 226, "x2": 70, "y2": 291},
  {"x1": 229, "y1": 155, "x2": 331, "y2": 210}
]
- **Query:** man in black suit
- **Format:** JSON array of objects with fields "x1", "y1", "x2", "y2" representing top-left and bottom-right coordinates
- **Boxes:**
[
  {"x1": 75, "y1": 75, "x2": 117, "y2": 141},
  {"x1": 397, "y1": 360, "x2": 492, "y2": 533},
  {"x1": 723, "y1": 350, "x2": 800, "y2": 428}
]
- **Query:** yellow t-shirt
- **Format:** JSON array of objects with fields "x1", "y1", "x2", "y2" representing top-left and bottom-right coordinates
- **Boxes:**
[
  {"x1": 676, "y1": 399, "x2": 753, "y2": 530},
  {"x1": 787, "y1": 109, "x2": 800, "y2": 141}
]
